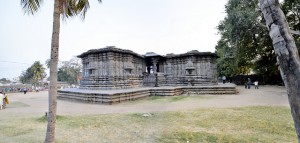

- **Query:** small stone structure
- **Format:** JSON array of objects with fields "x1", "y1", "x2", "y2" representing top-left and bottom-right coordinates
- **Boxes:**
[
  {"x1": 58, "y1": 46, "x2": 236, "y2": 104},
  {"x1": 78, "y1": 46, "x2": 145, "y2": 89},
  {"x1": 144, "y1": 50, "x2": 218, "y2": 86}
]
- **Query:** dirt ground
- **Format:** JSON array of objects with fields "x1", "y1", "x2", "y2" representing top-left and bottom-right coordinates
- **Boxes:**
[{"x1": 0, "y1": 85, "x2": 290, "y2": 116}]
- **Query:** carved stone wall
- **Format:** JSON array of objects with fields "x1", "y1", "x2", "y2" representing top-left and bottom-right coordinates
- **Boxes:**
[
  {"x1": 79, "y1": 46, "x2": 145, "y2": 89},
  {"x1": 78, "y1": 47, "x2": 217, "y2": 89},
  {"x1": 161, "y1": 51, "x2": 218, "y2": 86}
]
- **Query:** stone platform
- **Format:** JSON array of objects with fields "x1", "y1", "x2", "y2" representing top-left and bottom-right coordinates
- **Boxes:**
[{"x1": 58, "y1": 83, "x2": 237, "y2": 104}]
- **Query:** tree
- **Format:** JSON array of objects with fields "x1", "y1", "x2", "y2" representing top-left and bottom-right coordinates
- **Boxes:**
[
  {"x1": 31, "y1": 61, "x2": 46, "y2": 86},
  {"x1": 216, "y1": 37, "x2": 238, "y2": 77},
  {"x1": 19, "y1": 61, "x2": 46, "y2": 85},
  {"x1": 216, "y1": 0, "x2": 260, "y2": 76},
  {"x1": 57, "y1": 58, "x2": 82, "y2": 85},
  {"x1": 281, "y1": 0, "x2": 300, "y2": 52},
  {"x1": 19, "y1": 70, "x2": 32, "y2": 84},
  {"x1": 20, "y1": 0, "x2": 101, "y2": 142},
  {"x1": 0, "y1": 78, "x2": 11, "y2": 84},
  {"x1": 259, "y1": 0, "x2": 300, "y2": 141},
  {"x1": 46, "y1": 58, "x2": 82, "y2": 85},
  {"x1": 216, "y1": 0, "x2": 280, "y2": 79}
]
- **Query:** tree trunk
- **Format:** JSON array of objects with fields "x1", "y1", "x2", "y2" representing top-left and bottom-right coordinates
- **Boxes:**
[
  {"x1": 45, "y1": 0, "x2": 60, "y2": 142},
  {"x1": 259, "y1": 0, "x2": 300, "y2": 141}
]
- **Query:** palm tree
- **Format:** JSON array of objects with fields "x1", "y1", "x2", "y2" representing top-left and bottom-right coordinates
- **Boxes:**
[
  {"x1": 21, "y1": 0, "x2": 101, "y2": 142},
  {"x1": 31, "y1": 61, "x2": 45, "y2": 86}
]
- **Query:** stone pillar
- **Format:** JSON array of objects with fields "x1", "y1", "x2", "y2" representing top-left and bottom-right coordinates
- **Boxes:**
[
  {"x1": 151, "y1": 57, "x2": 159, "y2": 87},
  {"x1": 211, "y1": 57, "x2": 218, "y2": 84},
  {"x1": 106, "y1": 52, "x2": 114, "y2": 89},
  {"x1": 152, "y1": 58, "x2": 158, "y2": 74},
  {"x1": 107, "y1": 52, "x2": 114, "y2": 76}
]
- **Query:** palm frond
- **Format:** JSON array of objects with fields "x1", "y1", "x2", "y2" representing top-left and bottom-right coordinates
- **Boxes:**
[
  {"x1": 60, "y1": 0, "x2": 73, "y2": 19},
  {"x1": 77, "y1": 0, "x2": 90, "y2": 19},
  {"x1": 21, "y1": 0, "x2": 44, "y2": 15},
  {"x1": 59, "y1": 0, "x2": 102, "y2": 20}
]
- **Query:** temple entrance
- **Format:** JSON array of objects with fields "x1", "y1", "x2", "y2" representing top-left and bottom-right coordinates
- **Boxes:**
[{"x1": 143, "y1": 52, "x2": 164, "y2": 87}]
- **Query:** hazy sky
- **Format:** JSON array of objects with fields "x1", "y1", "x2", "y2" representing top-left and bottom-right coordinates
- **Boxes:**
[{"x1": 0, "y1": 0, "x2": 227, "y2": 80}]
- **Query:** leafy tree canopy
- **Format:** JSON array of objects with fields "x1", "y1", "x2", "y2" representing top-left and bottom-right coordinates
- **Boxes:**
[
  {"x1": 0, "y1": 78, "x2": 11, "y2": 84},
  {"x1": 46, "y1": 57, "x2": 82, "y2": 85},
  {"x1": 215, "y1": 0, "x2": 300, "y2": 78},
  {"x1": 58, "y1": 58, "x2": 81, "y2": 85},
  {"x1": 19, "y1": 61, "x2": 46, "y2": 85}
]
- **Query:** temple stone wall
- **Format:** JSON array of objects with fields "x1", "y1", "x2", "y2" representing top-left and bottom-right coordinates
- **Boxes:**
[
  {"x1": 78, "y1": 47, "x2": 217, "y2": 89},
  {"x1": 161, "y1": 51, "x2": 218, "y2": 86},
  {"x1": 79, "y1": 46, "x2": 145, "y2": 89}
]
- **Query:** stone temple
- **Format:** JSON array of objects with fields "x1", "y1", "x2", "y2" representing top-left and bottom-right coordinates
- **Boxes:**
[
  {"x1": 58, "y1": 46, "x2": 236, "y2": 104},
  {"x1": 78, "y1": 46, "x2": 218, "y2": 89}
]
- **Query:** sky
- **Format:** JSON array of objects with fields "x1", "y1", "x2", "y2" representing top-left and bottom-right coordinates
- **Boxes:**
[{"x1": 0, "y1": 0, "x2": 227, "y2": 80}]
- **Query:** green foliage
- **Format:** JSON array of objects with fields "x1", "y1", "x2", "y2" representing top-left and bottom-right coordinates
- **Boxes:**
[
  {"x1": 216, "y1": 39, "x2": 238, "y2": 77},
  {"x1": 37, "y1": 115, "x2": 66, "y2": 123},
  {"x1": 282, "y1": 0, "x2": 300, "y2": 32},
  {"x1": 282, "y1": 0, "x2": 300, "y2": 54},
  {"x1": 19, "y1": 61, "x2": 46, "y2": 84},
  {"x1": 216, "y1": 0, "x2": 282, "y2": 77},
  {"x1": 45, "y1": 58, "x2": 82, "y2": 85},
  {"x1": 0, "y1": 78, "x2": 11, "y2": 84},
  {"x1": 21, "y1": 0, "x2": 44, "y2": 15},
  {"x1": 145, "y1": 95, "x2": 214, "y2": 103},
  {"x1": 21, "y1": 0, "x2": 102, "y2": 19},
  {"x1": 57, "y1": 57, "x2": 82, "y2": 85},
  {"x1": 157, "y1": 106, "x2": 296, "y2": 143}
]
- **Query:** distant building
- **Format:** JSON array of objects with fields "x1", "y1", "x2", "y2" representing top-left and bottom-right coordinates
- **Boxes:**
[{"x1": 78, "y1": 46, "x2": 217, "y2": 90}]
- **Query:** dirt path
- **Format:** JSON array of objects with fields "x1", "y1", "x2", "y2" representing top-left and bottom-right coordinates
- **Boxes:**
[{"x1": 0, "y1": 85, "x2": 290, "y2": 116}]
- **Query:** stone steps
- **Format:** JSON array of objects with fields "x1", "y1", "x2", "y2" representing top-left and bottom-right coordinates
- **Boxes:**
[
  {"x1": 58, "y1": 89, "x2": 150, "y2": 104},
  {"x1": 58, "y1": 84, "x2": 237, "y2": 104}
]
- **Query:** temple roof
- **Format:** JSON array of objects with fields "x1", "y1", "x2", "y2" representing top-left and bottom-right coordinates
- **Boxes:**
[
  {"x1": 165, "y1": 50, "x2": 217, "y2": 58},
  {"x1": 78, "y1": 46, "x2": 217, "y2": 59},
  {"x1": 144, "y1": 52, "x2": 161, "y2": 57},
  {"x1": 77, "y1": 46, "x2": 144, "y2": 58}
]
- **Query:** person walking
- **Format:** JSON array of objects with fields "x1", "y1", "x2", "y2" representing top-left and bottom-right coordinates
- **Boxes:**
[{"x1": 222, "y1": 76, "x2": 226, "y2": 84}]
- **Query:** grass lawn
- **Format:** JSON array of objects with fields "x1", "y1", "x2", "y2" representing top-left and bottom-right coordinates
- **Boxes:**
[{"x1": 0, "y1": 106, "x2": 297, "y2": 143}]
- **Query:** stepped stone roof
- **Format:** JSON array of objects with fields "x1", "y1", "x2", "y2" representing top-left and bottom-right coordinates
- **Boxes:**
[
  {"x1": 78, "y1": 46, "x2": 217, "y2": 59},
  {"x1": 144, "y1": 52, "x2": 161, "y2": 57},
  {"x1": 78, "y1": 46, "x2": 144, "y2": 58},
  {"x1": 165, "y1": 50, "x2": 217, "y2": 58}
]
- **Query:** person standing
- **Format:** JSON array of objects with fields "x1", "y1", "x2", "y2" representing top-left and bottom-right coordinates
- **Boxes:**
[
  {"x1": 23, "y1": 87, "x2": 27, "y2": 94},
  {"x1": 247, "y1": 78, "x2": 251, "y2": 89},
  {"x1": 3, "y1": 93, "x2": 9, "y2": 109},
  {"x1": 0, "y1": 92, "x2": 4, "y2": 110},
  {"x1": 254, "y1": 81, "x2": 259, "y2": 89},
  {"x1": 222, "y1": 76, "x2": 226, "y2": 84}
]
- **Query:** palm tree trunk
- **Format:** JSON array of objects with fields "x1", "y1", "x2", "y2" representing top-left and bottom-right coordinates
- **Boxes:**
[
  {"x1": 45, "y1": 0, "x2": 60, "y2": 142},
  {"x1": 259, "y1": 0, "x2": 300, "y2": 141}
]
